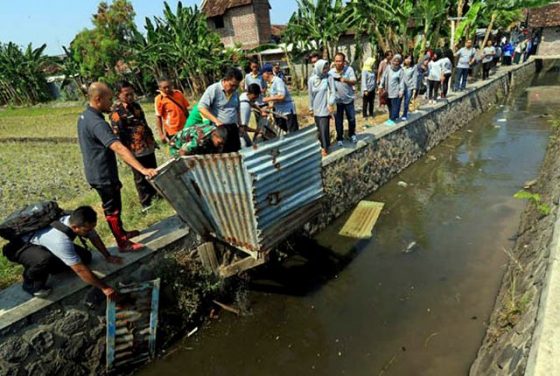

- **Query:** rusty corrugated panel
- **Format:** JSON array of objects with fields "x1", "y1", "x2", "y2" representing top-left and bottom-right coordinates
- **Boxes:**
[
  {"x1": 106, "y1": 279, "x2": 160, "y2": 373},
  {"x1": 150, "y1": 126, "x2": 323, "y2": 255}
]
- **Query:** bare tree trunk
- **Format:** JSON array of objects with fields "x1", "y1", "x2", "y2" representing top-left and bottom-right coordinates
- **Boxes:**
[{"x1": 482, "y1": 12, "x2": 497, "y2": 48}]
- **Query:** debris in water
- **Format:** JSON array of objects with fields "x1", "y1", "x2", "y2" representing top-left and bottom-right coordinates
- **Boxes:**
[
  {"x1": 339, "y1": 201, "x2": 384, "y2": 239},
  {"x1": 187, "y1": 327, "x2": 198, "y2": 337},
  {"x1": 497, "y1": 118, "x2": 507, "y2": 122},
  {"x1": 212, "y1": 300, "x2": 240, "y2": 316},
  {"x1": 494, "y1": 125, "x2": 501, "y2": 129},
  {"x1": 401, "y1": 346, "x2": 407, "y2": 352},
  {"x1": 397, "y1": 181, "x2": 408, "y2": 188},
  {"x1": 424, "y1": 332, "x2": 439, "y2": 348},
  {"x1": 467, "y1": 130, "x2": 473, "y2": 133},
  {"x1": 523, "y1": 179, "x2": 537, "y2": 190},
  {"x1": 402, "y1": 241, "x2": 417, "y2": 254},
  {"x1": 455, "y1": 216, "x2": 462, "y2": 220},
  {"x1": 275, "y1": 336, "x2": 280, "y2": 340},
  {"x1": 338, "y1": 352, "x2": 342, "y2": 357},
  {"x1": 428, "y1": 156, "x2": 437, "y2": 161},
  {"x1": 471, "y1": 316, "x2": 478, "y2": 320},
  {"x1": 427, "y1": 308, "x2": 431, "y2": 312}
]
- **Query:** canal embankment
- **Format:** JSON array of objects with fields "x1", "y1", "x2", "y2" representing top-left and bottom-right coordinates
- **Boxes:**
[{"x1": 0, "y1": 61, "x2": 540, "y2": 375}]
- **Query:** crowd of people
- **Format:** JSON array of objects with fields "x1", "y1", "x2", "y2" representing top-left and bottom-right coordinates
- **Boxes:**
[{"x1": 2, "y1": 31, "x2": 540, "y2": 299}]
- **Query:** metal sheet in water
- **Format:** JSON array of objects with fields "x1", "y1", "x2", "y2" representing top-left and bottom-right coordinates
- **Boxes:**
[
  {"x1": 150, "y1": 126, "x2": 324, "y2": 254},
  {"x1": 339, "y1": 201, "x2": 384, "y2": 239},
  {"x1": 106, "y1": 279, "x2": 160, "y2": 373}
]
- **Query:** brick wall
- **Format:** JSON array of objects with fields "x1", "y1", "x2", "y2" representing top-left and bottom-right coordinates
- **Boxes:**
[{"x1": 207, "y1": 1, "x2": 271, "y2": 49}]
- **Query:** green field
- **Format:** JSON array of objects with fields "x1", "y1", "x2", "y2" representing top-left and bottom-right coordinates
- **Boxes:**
[{"x1": 0, "y1": 102, "x2": 173, "y2": 289}]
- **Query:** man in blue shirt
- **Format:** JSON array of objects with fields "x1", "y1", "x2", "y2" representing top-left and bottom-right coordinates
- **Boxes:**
[{"x1": 262, "y1": 63, "x2": 299, "y2": 133}]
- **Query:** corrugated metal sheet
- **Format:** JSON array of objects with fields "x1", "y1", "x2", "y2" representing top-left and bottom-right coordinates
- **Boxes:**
[
  {"x1": 151, "y1": 126, "x2": 323, "y2": 255},
  {"x1": 106, "y1": 279, "x2": 160, "y2": 373}
]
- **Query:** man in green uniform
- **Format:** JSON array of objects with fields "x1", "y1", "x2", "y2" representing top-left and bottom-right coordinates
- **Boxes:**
[{"x1": 169, "y1": 124, "x2": 228, "y2": 157}]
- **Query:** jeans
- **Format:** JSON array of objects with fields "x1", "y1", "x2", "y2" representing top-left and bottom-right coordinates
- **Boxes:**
[
  {"x1": 314, "y1": 116, "x2": 330, "y2": 150},
  {"x1": 441, "y1": 73, "x2": 451, "y2": 97},
  {"x1": 455, "y1": 68, "x2": 469, "y2": 90},
  {"x1": 275, "y1": 112, "x2": 299, "y2": 133},
  {"x1": 402, "y1": 90, "x2": 413, "y2": 118},
  {"x1": 132, "y1": 153, "x2": 158, "y2": 208},
  {"x1": 482, "y1": 62, "x2": 492, "y2": 80},
  {"x1": 428, "y1": 80, "x2": 440, "y2": 100},
  {"x1": 335, "y1": 101, "x2": 356, "y2": 141},
  {"x1": 389, "y1": 97, "x2": 402, "y2": 121},
  {"x1": 362, "y1": 91, "x2": 375, "y2": 117}
]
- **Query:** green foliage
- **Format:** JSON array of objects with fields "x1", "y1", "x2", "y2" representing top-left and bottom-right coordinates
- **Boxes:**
[
  {"x1": 67, "y1": 0, "x2": 138, "y2": 86},
  {"x1": 514, "y1": 189, "x2": 551, "y2": 216},
  {"x1": 131, "y1": 1, "x2": 235, "y2": 95},
  {"x1": 0, "y1": 42, "x2": 52, "y2": 105},
  {"x1": 284, "y1": 0, "x2": 353, "y2": 60}
]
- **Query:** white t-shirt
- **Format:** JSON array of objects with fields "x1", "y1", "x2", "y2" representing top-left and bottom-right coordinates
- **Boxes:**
[
  {"x1": 427, "y1": 60, "x2": 442, "y2": 81},
  {"x1": 25, "y1": 215, "x2": 94, "y2": 266}
]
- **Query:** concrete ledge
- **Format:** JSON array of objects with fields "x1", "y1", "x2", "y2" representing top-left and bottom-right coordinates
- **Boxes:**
[
  {"x1": 0, "y1": 216, "x2": 189, "y2": 331},
  {"x1": 525, "y1": 205, "x2": 560, "y2": 374}
]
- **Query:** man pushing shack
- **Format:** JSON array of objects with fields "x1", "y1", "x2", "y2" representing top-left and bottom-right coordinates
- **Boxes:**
[
  {"x1": 198, "y1": 67, "x2": 243, "y2": 153},
  {"x1": 78, "y1": 82, "x2": 157, "y2": 252}
]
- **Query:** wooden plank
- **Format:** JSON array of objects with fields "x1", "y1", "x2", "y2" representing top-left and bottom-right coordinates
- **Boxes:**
[
  {"x1": 197, "y1": 242, "x2": 219, "y2": 274},
  {"x1": 219, "y1": 255, "x2": 267, "y2": 278},
  {"x1": 339, "y1": 201, "x2": 384, "y2": 239}
]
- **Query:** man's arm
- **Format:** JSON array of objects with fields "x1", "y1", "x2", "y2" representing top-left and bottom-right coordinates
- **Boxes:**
[
  {"x1": 87, "y1": 231, "x2": 123, "y2": 264},
  {"x1": 109, "y1": 141, "x2": 157, "y2": 178},
  {"x1": 341, "y1": 68, "x2": 356, "y2": 85},
  {"x1": 70, "y1": 263, "x2": 117, "y2": 299},
  {"x1": 155, "y1": 116, "x2": 168, "y2": 143},
  {"x1": 198, "y1": 106, "x2": 222, "y2": 126}
]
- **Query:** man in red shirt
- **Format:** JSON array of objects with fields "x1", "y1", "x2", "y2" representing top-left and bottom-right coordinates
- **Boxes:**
[{"x1": 154, "y1": 78, "x2": 190, "y2": 145}]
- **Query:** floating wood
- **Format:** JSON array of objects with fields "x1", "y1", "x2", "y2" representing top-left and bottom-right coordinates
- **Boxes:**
[
  {"x1": 339, "y1": 201, "x2": 384, "y2": 239},
  {"x1": 197, "y1": 242, "x2": 219, "y2": 274}
]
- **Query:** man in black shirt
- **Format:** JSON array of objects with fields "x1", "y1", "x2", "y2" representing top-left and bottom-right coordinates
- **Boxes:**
[{"x1": 78, "y1": 82, "x2": 157, "y2": 252}]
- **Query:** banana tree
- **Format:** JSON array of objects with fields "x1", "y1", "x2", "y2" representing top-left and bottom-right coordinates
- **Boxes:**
[
  {"x1": 416, "y1": 0, "x2": 451, "y2": 54},
  {"x1": 284, "y1": 0, "x2": 353, "y2": 60}
]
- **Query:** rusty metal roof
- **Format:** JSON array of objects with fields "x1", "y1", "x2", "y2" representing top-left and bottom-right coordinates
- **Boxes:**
[
  {"x1": 528, "y1": 2, "x2": 560, "y2": 28},
  {"x1": 201, "y1": 0, "x2": 254, "y2": 17},
  {"x1": 151, "y1": 126, "x2": 324, "y2": 256}
]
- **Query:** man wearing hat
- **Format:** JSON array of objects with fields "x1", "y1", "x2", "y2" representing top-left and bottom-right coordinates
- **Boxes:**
[{"x1": 262, "y1": 63, "x2": 299, "y2": 133}]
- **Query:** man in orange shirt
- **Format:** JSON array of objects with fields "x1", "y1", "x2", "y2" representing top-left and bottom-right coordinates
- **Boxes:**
[{"x1": 154, "y1": 78, "x2": 190, "y2": 144}]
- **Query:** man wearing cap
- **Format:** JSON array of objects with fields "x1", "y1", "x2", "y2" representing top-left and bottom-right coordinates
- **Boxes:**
[
  {"x1": 262, "y1": 63, "x2": 299, "y2": 133},
  {"x1": 198, "y1": 67, "x2": 243, "y2": 152}
]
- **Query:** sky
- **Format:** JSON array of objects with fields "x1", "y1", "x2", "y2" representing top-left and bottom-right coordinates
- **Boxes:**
[{"x1": 0, "y1": 0, "x2": 298, "y2": 55}]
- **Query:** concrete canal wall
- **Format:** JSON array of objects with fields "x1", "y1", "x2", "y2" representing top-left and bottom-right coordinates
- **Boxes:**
[{"x1": 0, "y1": 61, "x2": 538, "y2": 375}]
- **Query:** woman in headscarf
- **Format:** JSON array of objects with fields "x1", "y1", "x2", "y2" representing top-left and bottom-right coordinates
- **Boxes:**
[
  {"x1": 361, "y1": 57, "x2": 376, "y2": 119},
  {"x1": 309, "y1": 59, "x2": 336, "y2": 156},
  {"x1": 380, "y1": 54, "x2": 405, "y2": 126}
]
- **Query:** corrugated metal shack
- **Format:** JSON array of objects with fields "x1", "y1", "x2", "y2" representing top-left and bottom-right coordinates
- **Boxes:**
[{"x1": 150, "y1": 126, "x2": 324, "y2": 275}]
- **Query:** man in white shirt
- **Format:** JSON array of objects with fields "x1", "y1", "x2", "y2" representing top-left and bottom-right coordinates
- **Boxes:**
[{"x1": 6, "y1": 206, "x2": 122, "y2": 298}]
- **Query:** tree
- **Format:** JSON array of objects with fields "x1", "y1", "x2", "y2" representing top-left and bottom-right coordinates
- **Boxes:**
[
  {"x1": 284, "y1": 0, "x2": 353, "y2": 60},
  {"x1": 0, "y1": 43, "x2": 52, "y2": 105},
  {"x1": 68, "y1": 0, "x2": 138, "y2": 85}
]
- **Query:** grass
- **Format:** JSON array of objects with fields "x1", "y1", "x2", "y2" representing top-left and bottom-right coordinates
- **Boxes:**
[{"x1": 0, "y1": 102, "x2": 172, "y2": 289}]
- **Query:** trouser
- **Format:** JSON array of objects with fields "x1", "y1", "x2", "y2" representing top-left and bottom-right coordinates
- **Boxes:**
[
  {"x1": 93, "y1": 183, "x2": 130, "y2": 248},
  {"x1": 335, "y1": 101, "x2": 356, "y2": 141},
  {"x1": 9, "y1": 243, "x2": 91, "y2": 286},
  {"x1": 503, "y1": 56, "x2": 512, "y2": 66},
  {"x1": 389, "y1": 97, "x2": 402, "y2": 121},
  {"x1": 455, "y1": 68, "x2": 469, "y2": 90},
  {"x1": 428, "y1": 80, "x2": 440, "y2": 100},
  {"x1": 441, "y1": 73, "x2": 452, "y2": 97},
  {"x1": 132, "y1": 153, "x2": 158, "y2": 208},
  {"x1": 402, "y1": 89, "x2": 413, "y2": 118},
  {"x1": 221, "y1": 123, "x2": 241, "y2": 153},
  {"x1": 314, "y1": 116, "x2": 330, "y2": 150},
  {"x1": 482, "y1": 62, "x2": 492, "y2": 79},
  {"x1": 275, "y1": 112, "x2": 299, "y2": 133},
  {"x1": 362, "y1": 91, "x2": 375, "y2": 117}
]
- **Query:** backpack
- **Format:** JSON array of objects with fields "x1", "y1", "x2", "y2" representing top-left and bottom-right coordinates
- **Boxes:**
[{"x1": 0, "y1": 201, "x2": 64, "y2": 241}]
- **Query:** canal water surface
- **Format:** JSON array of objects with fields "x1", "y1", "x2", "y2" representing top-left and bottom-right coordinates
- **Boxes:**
[{"x1": 141, "y1": 71, "x2": 559, "y2": 376}]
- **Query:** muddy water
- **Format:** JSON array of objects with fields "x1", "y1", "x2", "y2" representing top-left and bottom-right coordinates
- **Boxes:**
[{"x1": 141, "y1": 73, "x2": 558, "y2": 376}]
